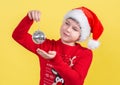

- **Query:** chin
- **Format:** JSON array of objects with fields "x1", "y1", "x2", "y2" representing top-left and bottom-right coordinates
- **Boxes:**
[
  {"x1": 61, "y1": 38, "x2": 69, "y2": 42},
  {"x1": 62, "y1": 39, "x2": 73, "y2": 44}
]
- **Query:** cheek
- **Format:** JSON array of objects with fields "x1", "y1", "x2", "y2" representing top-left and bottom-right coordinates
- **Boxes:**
[
  {"x1": 60, "y1": 26, "x2": 64, "y2": 35},
  {"x1": 72, "y1": 32, "x2": 80, "y2": 40},
  {"x1": 60, "y1": 25, "x2": 65, "y2": 33}
]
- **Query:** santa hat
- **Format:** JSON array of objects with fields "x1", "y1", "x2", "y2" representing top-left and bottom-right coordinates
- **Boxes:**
[{"x1": 64, "y1": 6, "x2": 104, "y2": 49}]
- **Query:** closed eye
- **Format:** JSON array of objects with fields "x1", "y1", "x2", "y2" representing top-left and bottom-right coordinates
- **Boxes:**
[
  {"x1": 72, "y1": 27, "x2": 79, "y2": 32},
  {"x1": 65, "y1": 22, "x2": 70, "y2": 26}
]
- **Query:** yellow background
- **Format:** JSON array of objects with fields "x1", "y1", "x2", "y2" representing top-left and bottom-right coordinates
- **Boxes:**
[{"x1": 0, "y1": 0, "x2": 120, "y2": 85}]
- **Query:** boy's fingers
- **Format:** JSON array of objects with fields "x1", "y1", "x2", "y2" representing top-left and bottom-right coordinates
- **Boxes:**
[
  {"x1": 34, "y1": 11, "x2": 38, "y2": 21},
  {"x1": 28, "y1": 11, "x2": 32, "y2": 20},
  {"x1": 28, "y1": 10, "x2": 41, "y2": 22},
  {"x1": 36, "y1": 48, "x2": 56, "y2": 59},
  {"x1": 31, "y1": 11, "x2": 36, "y2": 20},
  {"x1": 36, "y1": 11, "x2": 40, "y2": 22},
  {"x1": 48, "y1": 51, "x2": 56, "y2": 55},
  {"x1": 36, "y1": 48, "x2": 49, "y2": 58},
  {"x1": 37, "y1": 48, "x2": 46, "y2": 55}
]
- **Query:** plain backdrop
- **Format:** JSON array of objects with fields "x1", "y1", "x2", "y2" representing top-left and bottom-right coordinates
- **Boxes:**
[{"x1": 0, "y1": 0, "x2": 120, "y2": 85}]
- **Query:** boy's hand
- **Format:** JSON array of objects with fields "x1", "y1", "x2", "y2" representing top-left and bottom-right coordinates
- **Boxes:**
[
  {"x1": 28, "y1": 10, "x2": 41, "y2": 22},
  {"x1": 36, "y1": 48, "x2": 56, "y2": 59}
]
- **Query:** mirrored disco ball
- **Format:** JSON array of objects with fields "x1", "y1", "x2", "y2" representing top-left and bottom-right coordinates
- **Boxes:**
[{"x1": 32, "y1": 30, "x2": 46, "y2": 44}]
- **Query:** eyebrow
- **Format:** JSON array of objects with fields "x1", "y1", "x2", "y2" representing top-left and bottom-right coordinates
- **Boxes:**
[{"x1": 66, "y1": 18, "x2": 81, "y2": 29}]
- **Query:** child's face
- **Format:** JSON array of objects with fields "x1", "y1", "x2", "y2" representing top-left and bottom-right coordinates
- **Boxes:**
[{"x1": 60, "y1": 18, "x2": 81, "y2": 45}]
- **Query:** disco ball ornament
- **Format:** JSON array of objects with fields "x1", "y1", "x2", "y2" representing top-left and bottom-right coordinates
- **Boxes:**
[{"x1": 32, "y1": 30, "x2": 46, "y2": 44}]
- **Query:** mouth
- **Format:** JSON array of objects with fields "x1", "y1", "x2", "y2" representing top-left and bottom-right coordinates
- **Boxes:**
[{"x1": 63, "y1": 32, "x2": 70, "y2": 37}]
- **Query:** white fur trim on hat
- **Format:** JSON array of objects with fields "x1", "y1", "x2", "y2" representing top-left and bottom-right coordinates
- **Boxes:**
[
  {"x1": 64, "y1": 9, "x2": 91, "y2": 41},
  {"x1": 88, "y1": 39, "x2": 100, "y2": 49}
]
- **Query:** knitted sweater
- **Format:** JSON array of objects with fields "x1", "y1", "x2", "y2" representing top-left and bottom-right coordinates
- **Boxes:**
[{"x1": 12, "y1": 15, "x2": 93, "y2": 85}]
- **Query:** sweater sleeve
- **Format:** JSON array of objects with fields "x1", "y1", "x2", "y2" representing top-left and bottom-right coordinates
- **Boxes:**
[
  {"x1": 12, "y1": 15, "x2": 52, "y2": 54},
  {"x1": 50, "y1": 49, "x2": 93, "y2": 85},
  {"x1": 12, "y1": 15, "x2": 38, "y2": 53}
]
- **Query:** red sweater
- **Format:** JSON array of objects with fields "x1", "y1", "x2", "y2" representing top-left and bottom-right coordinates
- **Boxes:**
[{"x1": 12, "y1": 15, "x2": 93, "y2": 85}]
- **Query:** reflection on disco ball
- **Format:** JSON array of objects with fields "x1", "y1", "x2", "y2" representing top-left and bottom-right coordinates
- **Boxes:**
[{"x1": 32, "y1": 30, "x2": 46, "y2": 44}]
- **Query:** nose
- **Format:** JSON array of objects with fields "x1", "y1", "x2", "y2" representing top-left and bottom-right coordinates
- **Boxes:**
[{"x1": 66, "y1": 26, "x2": 72, "y2": 32}]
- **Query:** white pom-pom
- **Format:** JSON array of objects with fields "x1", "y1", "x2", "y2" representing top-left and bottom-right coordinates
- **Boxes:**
[{"x1": 88, "y1": 39, "x2": 100, "y2": 50}]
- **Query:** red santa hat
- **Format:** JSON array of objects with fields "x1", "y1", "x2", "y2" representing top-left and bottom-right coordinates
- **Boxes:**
[{"x1": 64, "y1": 6, "x2": 104, "y2": 49}]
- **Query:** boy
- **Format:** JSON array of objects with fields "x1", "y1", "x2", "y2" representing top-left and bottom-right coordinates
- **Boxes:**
[{"x1": 12, "y1": 6, "x2": 103, "y2": 85}]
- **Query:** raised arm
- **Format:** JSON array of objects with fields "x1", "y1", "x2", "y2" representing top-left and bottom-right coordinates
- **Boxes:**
[{"x1": 12, "y1": 10, "x2": 41, "y2": 53}]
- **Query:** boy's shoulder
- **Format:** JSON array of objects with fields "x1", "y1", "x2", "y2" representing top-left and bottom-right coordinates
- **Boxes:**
[{"x1": 77, "y1": 44, "x2": 93, "y2": 55}]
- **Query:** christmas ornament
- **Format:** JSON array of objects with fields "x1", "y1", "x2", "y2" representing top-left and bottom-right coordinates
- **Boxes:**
[{"x1": 32, "y1": 30, "x2": 46, "y2": 44}]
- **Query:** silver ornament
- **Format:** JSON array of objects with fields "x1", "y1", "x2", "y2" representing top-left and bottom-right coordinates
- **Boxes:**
[{"x1": 32, "y1": 30, "x2": 46, "y2": 44}]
